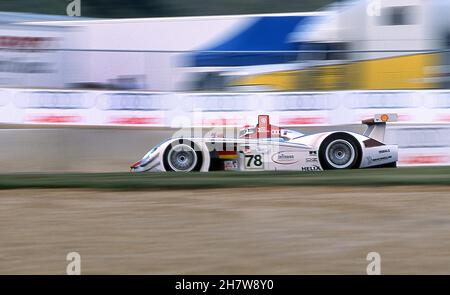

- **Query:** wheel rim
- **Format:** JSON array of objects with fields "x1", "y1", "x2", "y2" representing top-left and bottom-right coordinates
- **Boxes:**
[
  {"x1": 325, "y1": 139, "x2": 355, "y2": 169},
  {"x1": 167, "y1": 144, "x2": 197, "y2": 171}
]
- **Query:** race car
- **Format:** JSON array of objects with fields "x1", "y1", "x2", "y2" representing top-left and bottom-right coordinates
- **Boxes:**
[{"x1": 130, "y1": 114, "x2": 398, "y2": 172}]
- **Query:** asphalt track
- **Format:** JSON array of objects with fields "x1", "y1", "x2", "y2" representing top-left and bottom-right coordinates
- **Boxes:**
[{"x1": 1, "y1": 185, "x2": 450, "y2": 274}]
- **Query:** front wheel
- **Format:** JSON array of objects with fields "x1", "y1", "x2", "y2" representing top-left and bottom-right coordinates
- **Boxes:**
[
  {"x1": 319, "y1": 133, "x2": 361, "y2": 170},
  {"x1": 163, "y1": 140, "x2": 203, "y2": 172}
]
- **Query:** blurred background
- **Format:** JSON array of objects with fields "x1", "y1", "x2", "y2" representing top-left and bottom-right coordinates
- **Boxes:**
[{"x1": 0, "y1": 0, "x2": 449, "y2": 171}]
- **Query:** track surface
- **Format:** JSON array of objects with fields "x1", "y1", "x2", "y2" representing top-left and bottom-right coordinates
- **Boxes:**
[
  {"x1": 1, "y1": 167, "x2": 449, "y2": 274},
  {"x1": 1, "y1": 186, "x2": 450, "y2": 274}
]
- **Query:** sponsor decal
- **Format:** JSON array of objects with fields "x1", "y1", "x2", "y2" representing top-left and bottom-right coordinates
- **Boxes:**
[
  {"x1": 370, "y1": 155, "x2": 392, "y2": 163},
  {"x1": 195, "y1": 118, "x2": 239, "y2": 126},
  {"x1": 272, "y1": 93, "x2": 337, "y2": 111},
  {"x1": 378, "y1": 149, "x2": 390, "y2": 154},
  {"x1": 259, "y1": 117, "x2": 267, "y2": 124},
  {"x1": 257, "y1": 126, "x2": 267, "y2": 133},
  {"x1": 280, "y1": 117, "x2": 326, "y2": 125},
  {"x1": 359, "y1": 113, "x2": 411, "y2": 122},
  {"x1": 402, "y1": 155, "x2": 447, "y2": 165},
  {"x1": 301, "y1": 165, "x2": 321, "y2": 172},
  {"x1": 16, "y1": 91, "x2": 93, "y2": 109},
  {"x1": 224, "y1": 160, "x2": 238, "y2": 171},
  {"x1": 306, "y1": 157, "x2": 318, "y2": 163},
  {"x1": 108, "y1": 116, "x2": 162, "y2": 125},
  {"x1": 271, "y1": 152, "x2": 299, "y2": 165},
  {"x1": 101, "y1": 93, "x2": 166, "y2": 111},
  {"x1": 27, "y1": 114, "x2": 82, "y2": 123},
  {"x1": 184, "y1": 94, "x2": 250, "y2": 112},
  {"x1": 309, "y1": 151, "x2": 318, "y2": 155}
]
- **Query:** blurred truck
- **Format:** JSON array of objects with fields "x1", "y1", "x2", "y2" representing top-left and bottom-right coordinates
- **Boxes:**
[{"x1": 197, "y1": 0, "x2": 450, "y2": 91}]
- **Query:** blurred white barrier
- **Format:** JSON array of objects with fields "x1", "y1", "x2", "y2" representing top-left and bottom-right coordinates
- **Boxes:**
[
  {"x1": 385, "y1": 126, "x2": 450, "y2": 166},
  {"x1": 1, "y1": 88, "x2": 450, "y2": 167},
  {"x1": 0, "y1": 88, "x2": 450, "y2": 127}
]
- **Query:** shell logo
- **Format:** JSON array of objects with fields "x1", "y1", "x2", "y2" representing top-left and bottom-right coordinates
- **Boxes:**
[{"x1": 380, "y1": 114, "x2": 389, "y2": 122}]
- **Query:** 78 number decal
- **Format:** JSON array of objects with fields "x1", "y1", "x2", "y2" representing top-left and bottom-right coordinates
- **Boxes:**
[{"x1": 245, "y1": 154, "x2": 263, "y2": 169}]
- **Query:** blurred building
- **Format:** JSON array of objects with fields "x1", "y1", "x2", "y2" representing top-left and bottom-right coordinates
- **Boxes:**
[
  {"x1": 0, "y1": 12, "x2": 89, "y2": 88},
  {"x1": 213, "y1": 0, "x2": 450, "y2": 91},
  {"x1": 0, "y1": 0, "x2": 449, "y2": 92},
  {"x1": 2, "y1": 13, "x2": 272, "y2": 91}
]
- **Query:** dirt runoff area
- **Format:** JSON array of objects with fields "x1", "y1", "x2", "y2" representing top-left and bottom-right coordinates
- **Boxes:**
[{"x1": 1, "y1": 186, "x2": 450, "y2": 274}]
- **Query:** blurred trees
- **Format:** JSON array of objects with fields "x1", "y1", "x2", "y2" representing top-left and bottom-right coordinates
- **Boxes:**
[{"x1": 0, "y1": 0, "x2": 334, "y2": 18}]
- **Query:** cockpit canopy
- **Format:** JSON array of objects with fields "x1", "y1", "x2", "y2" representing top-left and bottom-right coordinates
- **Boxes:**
[
  {"x1": 239, "y1": 125, "x2": 304, "y2": 141},
  {"x1": 239, "y1": 115, "x2": 304, "y2": 141}
]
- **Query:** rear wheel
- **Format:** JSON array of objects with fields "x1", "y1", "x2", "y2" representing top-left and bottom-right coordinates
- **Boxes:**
[
  {"x1": 163, "y1": 140, "x2": 203, "y2": 172},
  {"x1": 319, "y1": 133, "x2": 361, "y2": 170}
]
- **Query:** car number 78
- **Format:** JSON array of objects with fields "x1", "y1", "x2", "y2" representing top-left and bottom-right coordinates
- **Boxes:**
[{"x1": 245, "y1": 154, "x2": 263, "y2": 169}]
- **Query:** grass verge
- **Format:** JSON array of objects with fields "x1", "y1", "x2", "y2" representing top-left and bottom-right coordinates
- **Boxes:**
[{"x1": 0, "y1": 167, "x2": 449, "y2": 190}]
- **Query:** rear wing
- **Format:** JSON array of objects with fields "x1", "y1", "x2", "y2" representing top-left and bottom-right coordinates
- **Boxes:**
[{"x1": 362, "y1": 113, "x2": 397, "y2": 142}]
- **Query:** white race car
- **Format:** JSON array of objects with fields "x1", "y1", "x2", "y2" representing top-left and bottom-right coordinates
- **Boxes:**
[{"x1": 130, "y1": 114, "x2": 398, "y2": 172}]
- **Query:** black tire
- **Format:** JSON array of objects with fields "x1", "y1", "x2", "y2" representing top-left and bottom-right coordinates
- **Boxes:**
[
  {"x1": 163, "y1": 139, "x2": 203, "y2": 172},
  {"x1": 319, "y1": 133, "x2": 361, "y2": 170}
]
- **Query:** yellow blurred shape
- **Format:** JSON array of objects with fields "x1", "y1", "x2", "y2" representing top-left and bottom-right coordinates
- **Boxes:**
[
  {"x1": 233, "y1": 70, "x2": 299, "y2": 91},
  {"x1": 231, "y1": 53, "x2": 440, "y2": 91},
  {"x1": 361, "y1": 53, "x2": 438, "y2": 90}
]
